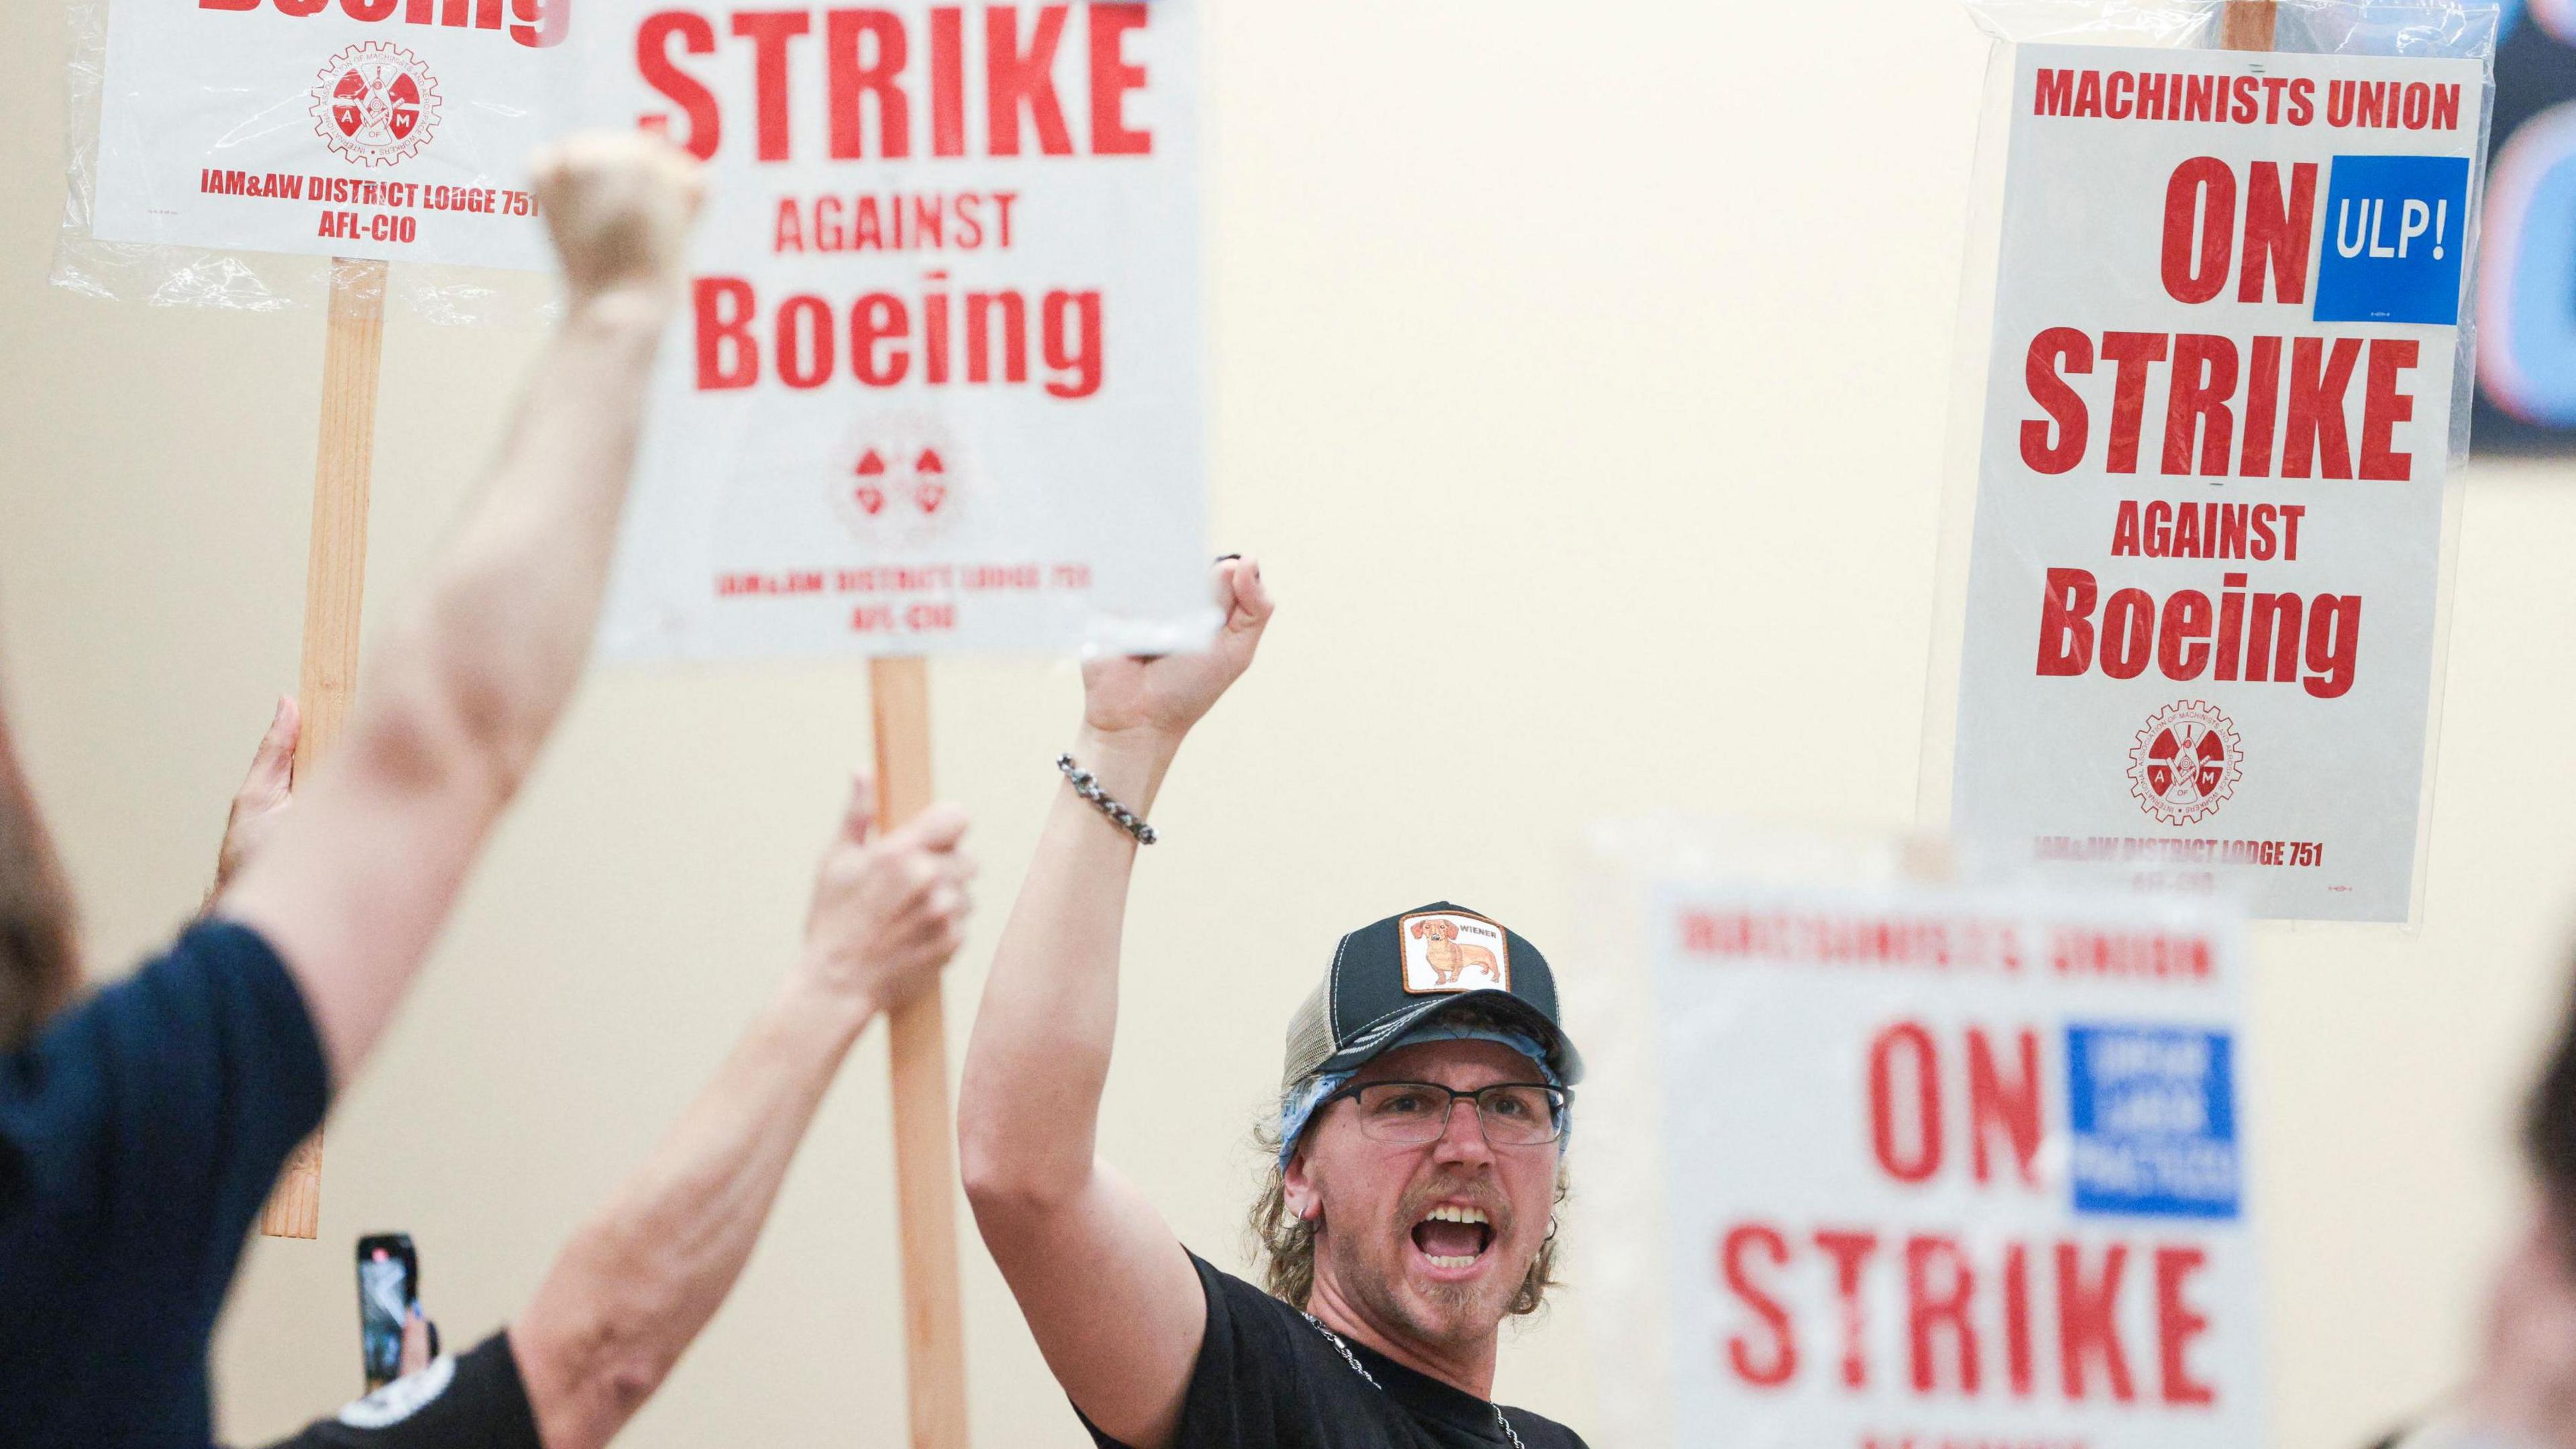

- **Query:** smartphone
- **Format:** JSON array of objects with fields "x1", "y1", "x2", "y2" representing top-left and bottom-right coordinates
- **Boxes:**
[{"x1": 355, "y1": 1233, "x2": 418, "y2": 1390}]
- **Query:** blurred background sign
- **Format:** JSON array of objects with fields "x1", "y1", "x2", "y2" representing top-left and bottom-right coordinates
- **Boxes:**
[{"x1": 2475, "y1": 1, "x2": 2576, "y2": 439}]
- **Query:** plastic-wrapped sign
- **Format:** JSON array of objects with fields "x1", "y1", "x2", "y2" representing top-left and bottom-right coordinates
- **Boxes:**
[
  {"x1": 1939, "y1": 41, "x2": 2491, "y2": 922},
  {"x1": 1645, "y1": 875, "x2": 2259, "y2": 1448},
  {"x1": 588, "y1": 0, "x2": 1210, "y2": 659},
  {"x1": 85, "y1": 0, "x2": 565, "y2": 270}
]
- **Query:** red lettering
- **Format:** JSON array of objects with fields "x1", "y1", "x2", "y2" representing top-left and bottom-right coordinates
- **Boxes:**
[
  {"x1": 2100, "y1": 331, "x2": 2171, "y2": 474},
  {"x1": 1907, "y1": 1236, "x2": 1981, "y2": 1395},
  {"x1": 2106, "y1": 69, "x2": 2135, "y2": 120},
  {"x1": 2239, "y1": 162, "x2": 2316, "y2": 303},
  {"x1": 694, "y1": 276, "x2": 758, "y2": 390},
  {"x1": 2004, "y1": 1242, "x2": 2035, "y2": 1397},
  {"x1": 1869, "y1": 1023, "x2": 1943, "y2": 1184},
  {"x1": 853, "y1": 291, "x2": 912, "y2": 386},
  {"x1": 508, "y1": 0, "x2": 566, "y2": 48},
  {"x1": 2239, "y1": 335, "x2": 2281, "y2": 477},
  {"x1": 1815, "y1": 1229, "x2": 1879, "y2": 1390},
  {"x1": 1966, "y1": 1028, "x2": 2043, "y2": 1188},
  {"x1": 2036, "y1": 568, "x2": 2096, "y2": 676},
  {"x1": 930, "y1": 6, "x2": 967, "y2": 155},
  {"x1": 638, "y1": 11, "x2": 720, "y2": 160},
  {"x1": 2159, "y1": 590, "x2": 2214, "y2": 680},
  {"x1": 1043, "y1": 289, "x2": 1103, "y2": 398},
  {"x1": 775, "y1": 292, "x2": 834, "y2": 388},
  {"x1": 2157, "y1": 1246, "x2": 2217, "y2": 1407},
  {"x1": 2021, "y1": 327, "x2": 2092, "y2": 474},
  {"x1": 2161, "y1": 158, "x2": 2235, "y2": 305},
  {"x1": 987, "y1": 5, "x2": 1075, "y2": 156},
  {"x1": 2057, "y1": 1242, "x2": 2135, "y2": 1403},
  {"x1": 2282, "y1": 336, "x2": 2361, "y2": 479},
  {"x1": 2035, "y1": 68, "x2": 2076, "y2": 116},
  {"x1": 827, "y1": 9, "x2": 911, "y2": 158},
  {"x1": 1087, "y1": 4, "x2": 1152, "y2": 154},
  {"x1": 732, "y1": 11, "x2": 811, "y2": 160},
  {"x1": 2162, "y1": 333, "x2": 2237, "y2": 476},
  {"x1": 2359, "y1": 337, "x2": 2418, "y2": 481},
  {"x1": 2098, "y1": 588, "x2": 2154, "y2": 680},
  {"x1": 1722, "y1": 1225, "x2": 1798, "y2": 1388}
]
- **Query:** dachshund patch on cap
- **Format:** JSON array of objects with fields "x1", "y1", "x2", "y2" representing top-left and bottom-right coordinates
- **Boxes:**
[{"x1": 1398, "y1": 912, "x2": 1511, "y2": 995}]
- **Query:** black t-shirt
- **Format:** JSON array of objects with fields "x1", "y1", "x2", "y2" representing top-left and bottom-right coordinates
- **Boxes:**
[
  {"x1": 1085, "y1": 1252, "x2": 1589, "y2": 1449},
  {"x1": 260, "y1": 1332, "x2": 543, "y2": 1449},
  {"x1": 0, "y1": 920, "x2": 331, "y2": 1449}
]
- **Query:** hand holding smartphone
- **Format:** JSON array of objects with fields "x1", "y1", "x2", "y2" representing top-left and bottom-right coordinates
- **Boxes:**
[{"x1": 356, "y1": 1233, "x2": 423, "y2": 1389}]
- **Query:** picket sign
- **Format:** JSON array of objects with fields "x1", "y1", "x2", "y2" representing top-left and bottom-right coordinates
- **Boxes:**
[
  {"x1": 1571, "y1": 816, "x2": 2265, "y2": 1449},
  {"x1": 569, "y1": 1, "x2": 1220, "y2": 1437},
  {"x1": 1929, "y1": 0, "x2": 2493, "y2": 924}
]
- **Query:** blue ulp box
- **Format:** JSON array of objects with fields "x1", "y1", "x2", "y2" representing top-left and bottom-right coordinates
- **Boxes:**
[
  {"x1": 2065, "y1": 1024, "x2": 2241, "y2": 1220},
  {"x1": 2313, "y1": 154, "x2": 2471, "y2": 326}
]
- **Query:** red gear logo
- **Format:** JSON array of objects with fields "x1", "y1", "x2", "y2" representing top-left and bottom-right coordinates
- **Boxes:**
[
  {"x1": 850, "y1": 446, "x2": 949, "y2": 519},
  {"x1": 2129, "y1": 700, "x2": 2243, "y2": 826},
  {"x1": 831, "y1": 412, "x2": 972, "y2": 547},
  {"x1": 311, "y1": 43, "x2": 441, "y2": 168}
]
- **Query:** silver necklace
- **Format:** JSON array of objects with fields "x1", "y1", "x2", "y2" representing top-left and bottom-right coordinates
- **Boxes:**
[{"x1": 1298, "y1": 1311, "x2": 1527, "y2": 1449}]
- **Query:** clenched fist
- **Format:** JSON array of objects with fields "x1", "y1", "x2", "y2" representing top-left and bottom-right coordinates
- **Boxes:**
[
  {"x1": 1079, "y1": 555, "x2": 1273, "y2": 748},
  {"x1": 528, "y1": 130, "x2": 702, "y2": 307},
  {"x1": 796, "y1": 775, "x2": 975, "y2": 1019}
]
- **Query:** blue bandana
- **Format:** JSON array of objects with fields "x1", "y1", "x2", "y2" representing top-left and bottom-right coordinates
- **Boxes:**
[{"x1": 1275, "y1": 1019, "x2": 1568, "y2": 1169}]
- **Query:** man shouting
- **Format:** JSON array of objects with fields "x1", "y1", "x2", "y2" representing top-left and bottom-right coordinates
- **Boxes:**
[{"x1": 959, "y1": 559, "x2": 1589, "y2": 1449}]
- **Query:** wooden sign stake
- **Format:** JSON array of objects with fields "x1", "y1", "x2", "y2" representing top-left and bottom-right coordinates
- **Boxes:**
[
  {"x1": 869, "y1": 655, "x2": 971, "y2": 1449},
  {"x1": 260, "y1": 256, "x2": 388, "y2": 1240},
  {"x1": 2222, "y1": 0, "x2": 2278, "y2": 52}
]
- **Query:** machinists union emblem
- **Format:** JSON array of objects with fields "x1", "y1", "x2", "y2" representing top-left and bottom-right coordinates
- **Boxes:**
[
  {"x1": 2129, "y1": 700, "x2": 2243, "y2": 826},
  {"x1": 311, "y1": 43, "x2": 442, "y2": 167},
  {"x1": 832, "y1": 412, "x2": 973, "y2": 547}
]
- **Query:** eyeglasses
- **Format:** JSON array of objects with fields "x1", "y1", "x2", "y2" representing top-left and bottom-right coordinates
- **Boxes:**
[{"x1": 1320, "y1": 1081, "x2": 1570, "y2": 1148}]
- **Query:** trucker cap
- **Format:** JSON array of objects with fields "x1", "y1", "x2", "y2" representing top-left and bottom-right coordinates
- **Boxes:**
[{"x1": 1280, "y1": 902, "x2": 1582, "y2": 1089}]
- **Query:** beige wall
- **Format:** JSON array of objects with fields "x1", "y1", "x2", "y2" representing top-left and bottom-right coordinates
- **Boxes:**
[{"x1": 3, "y1": 2, "x2": 2570, "y2": 1445}]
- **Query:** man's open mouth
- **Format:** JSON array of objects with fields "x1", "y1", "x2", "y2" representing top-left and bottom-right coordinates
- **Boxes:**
[{"x1": 1409, "y1": 1204, "x2": 1494, "y2": 1269}]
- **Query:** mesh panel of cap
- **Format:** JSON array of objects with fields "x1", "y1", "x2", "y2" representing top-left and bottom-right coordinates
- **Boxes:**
[{"x1": 1281, "y1": 979, "x2": 1335, "y2": 1089}]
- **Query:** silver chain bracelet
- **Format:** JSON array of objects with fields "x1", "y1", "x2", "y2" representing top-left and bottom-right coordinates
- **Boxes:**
[{"x1": 1057, "y1": 754, "x2": 1157, "y2": 845}]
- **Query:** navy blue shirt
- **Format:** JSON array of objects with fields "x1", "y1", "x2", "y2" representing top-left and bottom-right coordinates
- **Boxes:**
[{"x1": 0, "y1": 920, "x2": 331, "y2": 1449}]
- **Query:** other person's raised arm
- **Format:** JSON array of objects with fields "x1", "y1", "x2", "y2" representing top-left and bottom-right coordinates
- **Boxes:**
[
  {"x1": 958, "y1": 558, "x2": 1271, "y2": 1449},
  {"x1": 509, "y1": 776, "x2": 973, "y2": 1449},
  {"x1": 218, "y1": 133, "x2": 700, "y2": 1089}
]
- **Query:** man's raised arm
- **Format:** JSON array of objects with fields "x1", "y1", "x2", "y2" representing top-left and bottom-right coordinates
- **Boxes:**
[
  {"x1": 959, "y1": 558, "x2": 1271, "y2": 1449},
  {"x1": 219, "y1": 133, "x2": 698, "y2": 1089}
]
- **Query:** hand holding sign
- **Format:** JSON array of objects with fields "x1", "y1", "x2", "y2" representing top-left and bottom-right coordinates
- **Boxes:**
[
  {"x1": 1079, "y1": 557, "x2": 1272, "y2": 750},
  {"x1": 795, "y1": 773, "x2": 976, "y2": 1020},
  {"x1": 212, "y1": 697, "x2": 302, "y2": 901}
]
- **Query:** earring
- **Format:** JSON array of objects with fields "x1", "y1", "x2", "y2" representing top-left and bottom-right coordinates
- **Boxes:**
[{"x1": 1543, "y1": 1216, "x2": 1559, "y2": 1244}]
